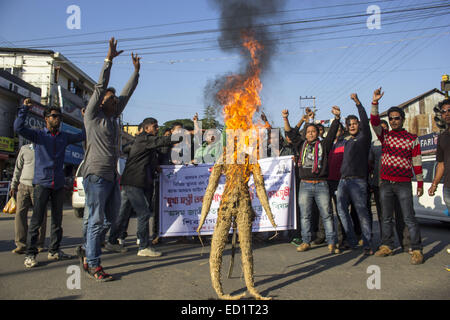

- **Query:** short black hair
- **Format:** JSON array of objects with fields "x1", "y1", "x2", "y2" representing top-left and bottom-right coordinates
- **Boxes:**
[
  {"x1": 345, "y1": 115, "x2": 359, "y2": 127},
  {"x1": 438, "y1": 98, "x2": 450, "y2": 110},
  {"x1": 387, "y1": 107, "x2": 405, "y2": 119},
  {"x1": 44, "y1": 106, "x2": 62, "y2": 118},
  {"x1": 137, "y1": 122, "x2": 143, "y2": 131},
  {"x1": 171, "y1": 121, "x2": 183, "y2": 129},
  {"x1": 142, "y1": 118, "x2": 158, "y2": 129},
  {"x1": 163, "y1": 127, "x2": 172, "y2": 135},
  {"x1": 380, "y1": 119, "x2": 389, "y2": 127},
  {"x1": 304, "y1": 123, "x2": 319, "y2": 134},
  {"x1": 106, "y1": 87, "x2": 116, "y2": 95},
  {"x1": 316, "y1": 124, "x2": 325, "y2": 130}
]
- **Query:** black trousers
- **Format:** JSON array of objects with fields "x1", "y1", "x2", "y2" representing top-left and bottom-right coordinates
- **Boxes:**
[{"x1": 26, "y1": 185, "x2": 64, "y2": 255}]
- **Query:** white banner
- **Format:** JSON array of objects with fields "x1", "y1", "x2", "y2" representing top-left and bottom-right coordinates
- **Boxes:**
[{"x1": 159, "y1": 156, "x2": 296, "y2": 237}]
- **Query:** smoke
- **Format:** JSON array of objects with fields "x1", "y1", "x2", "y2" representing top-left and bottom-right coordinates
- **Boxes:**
[{"x1": 204, "y1": 0, "x2": 286, "y2": 111}]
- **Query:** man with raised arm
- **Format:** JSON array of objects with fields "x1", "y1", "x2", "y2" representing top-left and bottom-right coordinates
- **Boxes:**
[
  {"x1": 335, "y1": 93, "x2": 373, "y2": 255},
  {"x1": 370, "y1": 87, "x2": 425, "y2": 265},
  {"x1": 79, "y1": 37, "x2": 140, "y2": 281}
]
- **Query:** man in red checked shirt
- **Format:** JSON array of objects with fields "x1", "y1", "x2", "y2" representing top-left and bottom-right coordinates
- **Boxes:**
[{"x1": 370, "y1": 87, "x2": 424, "y2": 265}]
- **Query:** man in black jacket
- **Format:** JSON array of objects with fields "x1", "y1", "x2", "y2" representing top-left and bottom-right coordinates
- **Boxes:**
[
  {"x1": 336, "y1": 93, "x2": 373, "y2": 255},
  {"x1": 283, "y1": 106, "x2": 341, "y2": 254},
  {"x1": 107, "y1": 117, "x2": 178, "y2": 257}
]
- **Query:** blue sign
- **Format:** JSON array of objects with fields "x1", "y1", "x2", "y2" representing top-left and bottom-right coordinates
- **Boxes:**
[
  {"x1": 65, "y1": 144, "x2": 84, "y2": 165},
  {"x1": 419, "y1": 132, "x2": 438, "y2": 155}
]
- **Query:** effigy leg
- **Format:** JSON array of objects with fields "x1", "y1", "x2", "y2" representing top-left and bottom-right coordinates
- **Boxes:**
[
  {"x1": 236, "y1": 205, "x2": 272, "y2": 300},
  {"x1": 210, "y1": 207, "x2": 245, "y2": 300}
]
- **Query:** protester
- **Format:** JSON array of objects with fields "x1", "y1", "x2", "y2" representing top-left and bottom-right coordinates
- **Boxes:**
[
  {"x1": 429, "y1": 99, "x2": 450, "y2": 211},
  {"x1": 369, "y1": 120, "x2": 410, "y2": 251},
  {"x1": 335, "y1": 93, "x2": 373, "y2": 255},
  {"x1": 10, "y1": 144, "x2": 47, "y2": 254},
  {"x1": 192, "y1": 113, "x2": 221, "y2": 164},
  {"x1": 78, "y1": 37, "x2": 140, "y2": 281},
  {"x1": 283, "y1": 106, "x2": 342, "y2": 254},
  {"x1": 14, "y1": 99, "x2": 85, "y2": 268},
  {"x1": 370, "y1": 87, "x2": 425, "y2": 265},
  {"x1": 108, "y1": 117, "x2": 179, "y2": 257}
]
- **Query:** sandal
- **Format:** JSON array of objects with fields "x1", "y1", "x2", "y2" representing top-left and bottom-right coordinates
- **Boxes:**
[
  {"x1": 88, "y1": 266, "x2": 113, "y2": 282},
  {"x1": 76, "y1": 245, "x2": 88, "y2": 272}
]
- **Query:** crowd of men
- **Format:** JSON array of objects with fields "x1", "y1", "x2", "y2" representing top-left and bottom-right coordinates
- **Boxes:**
[{"x1": 8, "y1": 37, "x2": 450, "y2": 282}]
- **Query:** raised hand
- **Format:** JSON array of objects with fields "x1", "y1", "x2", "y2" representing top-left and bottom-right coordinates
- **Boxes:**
[
  {"x1": 350, "y1": 93, "x2": 361, "y2": 105},
  {"x1": 106, "y1": 37, "x2": 124, "y2": 60},
  {"x1": 281, "y1": 109, "x2": 289, "y2": 119},
  {"x1": 373, "y1": 87, "x2": 384, "y2": 103},
  {"x1": 261, "y1": 112, "x2": 268, "y2": 123},
  {"x1": 131, "y1": 52, "x2": 141, "y2": 71},
  {"x1": 23, "y1": 98, "x2": 33, "y2": 107},
  {"x1": 331, "y1": 106, "x2": 341, "y2": 119}
]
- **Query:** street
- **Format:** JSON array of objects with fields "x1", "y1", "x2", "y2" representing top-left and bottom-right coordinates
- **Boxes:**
[{"x1": 0, "y1": 208, "x2": 449, "y2": 300}]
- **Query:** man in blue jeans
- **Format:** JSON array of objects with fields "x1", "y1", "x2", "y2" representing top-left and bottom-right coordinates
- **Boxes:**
[
  {"x1": 336, "y1": 92, "x2": 373, "y2": 255},
  {"x1": 14, "y1": 99, "x2": 85, "y2": 268},
  {"x1": 79, "y1": 37, "x2": 140, "y2": 281},
  {"x1": 283, "y1": 106, "x2": 342, "y2": 254}
]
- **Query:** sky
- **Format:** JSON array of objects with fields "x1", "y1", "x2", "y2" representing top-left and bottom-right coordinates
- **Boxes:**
[{"x1": 1, "y1": 0, "x2": 449, "y2": 129}]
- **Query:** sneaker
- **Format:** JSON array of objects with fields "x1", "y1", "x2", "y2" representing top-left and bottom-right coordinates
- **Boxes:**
[
  {"x1": 410, "y1": 250, "x2": 424, "y2": 265},
  {"x1": 296, "y1": 243, "x2": 311, "y2": 252},
  {"x1": 290, "y1": 238, "x2": 302, "y2": 247},
  {"x1": 24, "y1": 255, "x2": 37, "y2": 268},
  {"x1": 12, "y1": 247, "x2": 26, "y2": 254},
  {"x1": 105, "y1": 242, "x2": 127, "y2": 253},
  {"x1": 328, "y1": 244, "x2": 340, "y2": 254},
  {"x1": 87, "y1": 265, "x2": 113, "y2": 282},
  {"x1": 137, "y1": 247, "x2": 162, "y2": 257},
  {"x1": 118, "y1": 238, "x2": 124, "y2": 246},
  {"x1": 136, "y1": 239, "x2": 140, "y2": 245},
  {"x1": 48, "y1": 250, "x2": 74, "y2": 261},
  {"x1": 374, "y1": 245, "x2": 393, "y2": 257}
]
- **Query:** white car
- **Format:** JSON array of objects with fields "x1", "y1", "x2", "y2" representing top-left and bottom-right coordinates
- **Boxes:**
[
  {"x1": 72, "y1": 158, "x2": 127, "y2": 218},
  {"x1": 412, "y1": 155, "x2": 449, "y2": 223}
]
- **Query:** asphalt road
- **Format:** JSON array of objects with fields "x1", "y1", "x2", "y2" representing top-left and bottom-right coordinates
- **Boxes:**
[{"x1": 0, "y1": 208, "x2": 449, "y2": 301}]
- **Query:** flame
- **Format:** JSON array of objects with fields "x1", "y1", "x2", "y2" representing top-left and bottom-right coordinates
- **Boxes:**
[
  {"x1": 218, "y1": 31, "x2": 263, "y2": 132},
  {"x1": 217, "y1": 31, "x2": 265, "y2": 182}
]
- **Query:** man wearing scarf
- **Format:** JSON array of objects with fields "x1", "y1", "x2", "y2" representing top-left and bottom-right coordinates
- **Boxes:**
[{"x1": 283, "y1": 106, "x2": 341, "y2": 254}]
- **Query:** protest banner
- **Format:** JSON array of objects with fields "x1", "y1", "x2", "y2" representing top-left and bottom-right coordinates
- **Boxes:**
[{"x1": 159, "y1": 156, "x2": 296, "y2": 237}]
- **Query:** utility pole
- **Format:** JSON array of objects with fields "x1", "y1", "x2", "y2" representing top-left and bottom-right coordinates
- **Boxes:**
[{"x1": 299, "y1": 96, "x2": 316, "y2": 118}]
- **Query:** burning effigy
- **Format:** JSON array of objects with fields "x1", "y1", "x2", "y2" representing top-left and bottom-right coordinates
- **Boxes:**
[{"x1": 196, "y1": 6, "x2": 279, "y2": 298}]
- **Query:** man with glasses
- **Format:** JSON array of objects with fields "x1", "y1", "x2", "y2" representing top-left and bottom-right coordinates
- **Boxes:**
[
  {"x1": 370, "y1": 87, "x2": 425, "y2": 265},
  {"x1": 14, "y1": 100, "x2": 85, "y2": 268},
  {"x1": 429, "y1": 99, "x2": 450, "y2": 211}
]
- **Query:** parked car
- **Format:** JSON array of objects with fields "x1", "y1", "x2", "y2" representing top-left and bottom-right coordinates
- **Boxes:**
[
  {"x1": 72, "y1": 158, "x2": 127, "y2": 218},
  {"x1": 412, "y1": 154, "x2": 449, "y2": 223}
]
